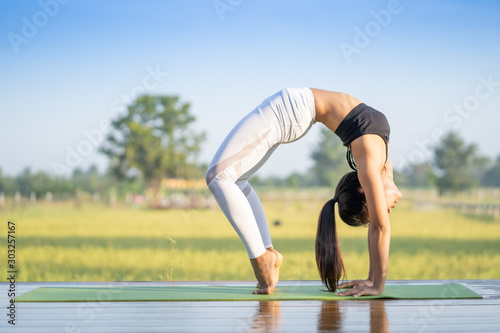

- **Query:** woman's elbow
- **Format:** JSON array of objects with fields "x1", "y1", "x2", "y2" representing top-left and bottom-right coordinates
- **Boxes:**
[{"x1": 370, "y1": 222, "x2": 391, "y2": 234}]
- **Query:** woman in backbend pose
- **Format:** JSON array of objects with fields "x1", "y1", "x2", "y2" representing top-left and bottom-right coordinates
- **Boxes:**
[{"x1": 206, "y1": 87, "x2": 402, "y2": 296}]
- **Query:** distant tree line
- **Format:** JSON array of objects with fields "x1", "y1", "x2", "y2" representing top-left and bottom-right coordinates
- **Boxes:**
[
  {"x1": 400, "y1": 131, "x2": 500, "y2": 193},
  {"x1": 2, "y1": 94, "x2": 499, "y2": 201},
  {"x1": 0, "y1": 165, "x2": 131, "y2": 199}
]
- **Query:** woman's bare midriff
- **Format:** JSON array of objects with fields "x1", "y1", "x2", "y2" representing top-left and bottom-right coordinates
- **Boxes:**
[{"x1": 309, "y1": 88, "x2": 362, "y2": 132}]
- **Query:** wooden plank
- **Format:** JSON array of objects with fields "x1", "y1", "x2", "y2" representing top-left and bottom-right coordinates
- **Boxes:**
[
  {"x1": 0, "y1": 280, "x2": 499, "y2": 333},
  {"x1": 6, "y1": 303, "x2": 500, "y2": 314},
  {"x1": 6, "y1": 314, "x2": 500, "y2": 325},
  {"x1": 3, "y1": 321, "x2": 500, "y2": 333}
]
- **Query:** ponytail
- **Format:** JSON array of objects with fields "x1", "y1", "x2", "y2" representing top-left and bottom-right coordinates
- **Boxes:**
[
  {"x1": 315, "y1": 171, "x2": 369, "y2": 292},
  {"x1": 315, "y1": 198, "x2": 345, "y2": 292}
]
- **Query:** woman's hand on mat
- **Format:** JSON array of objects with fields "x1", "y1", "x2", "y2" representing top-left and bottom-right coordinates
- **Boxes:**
[
  {"x1": 335, "y1": 285, "x2": 381, "y2": 297},
  {"x1": 338, "y1": 279, "x2": 373, "y2": 289}
]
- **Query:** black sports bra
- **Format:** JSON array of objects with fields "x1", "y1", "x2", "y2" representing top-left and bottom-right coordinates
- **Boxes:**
[{"x1": 334, "y1": 103, "x2": 390, "y2": 170}]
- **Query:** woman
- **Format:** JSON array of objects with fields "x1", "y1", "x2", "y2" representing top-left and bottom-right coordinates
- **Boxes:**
[{"x1": 206, "y1": 87, "x2": 402, "y2": 296}]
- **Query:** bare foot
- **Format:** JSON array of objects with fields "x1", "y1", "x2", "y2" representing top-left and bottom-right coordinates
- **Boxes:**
[
  {"x1": 250, "y1": 250, "x2": 276, "y2": 295},
  {"x1": 256, "y1": 248, "x2": 283, "y2": 290},
  {"x1": 272, "y1": 249, "x2": 283, "y2": 285}
]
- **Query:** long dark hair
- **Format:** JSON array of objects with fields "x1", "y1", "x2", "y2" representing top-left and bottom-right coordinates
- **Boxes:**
[{"x1": 315, "y1": 171, "x2": 369, "y2": 291}]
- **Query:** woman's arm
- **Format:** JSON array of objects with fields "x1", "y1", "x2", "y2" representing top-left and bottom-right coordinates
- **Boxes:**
[
  {"x1": 367, "y1": 229, "x2": 374, "y2": 281},
  {"x1": 337, "y1": 230, "x2": 374, "y2": 290},
  {"x1": 336, "y1": 135, "x2": 390, "y2": 297},
  {"x1": 363, "y1": 167, "x2": 391, "y2": 294}
]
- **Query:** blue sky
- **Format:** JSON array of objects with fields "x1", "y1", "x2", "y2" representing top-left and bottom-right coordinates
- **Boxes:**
[{"x1": 1, "y1": 0, "x2": 500, "y2": 178}]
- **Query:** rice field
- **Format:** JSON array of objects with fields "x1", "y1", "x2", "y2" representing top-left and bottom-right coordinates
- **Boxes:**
[{"x1": 1, "y1": 193, "x2": 499, "y2": 282}]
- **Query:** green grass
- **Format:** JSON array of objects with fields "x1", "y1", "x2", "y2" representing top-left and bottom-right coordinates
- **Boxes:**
[{"x1": 0, "y1": 198, "x2": 499, "y2": 282}]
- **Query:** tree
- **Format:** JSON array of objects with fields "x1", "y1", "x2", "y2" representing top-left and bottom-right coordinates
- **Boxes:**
[
  {"x1": 398, "y1": 162, "x2": 436, "y2": 188},
  {"x1": 286, "y1": 172, "x2": 300, "y2": 188},
  {"x1": 16, "y1": 167, "x2": 34, "y2": 196},
  {"x1": 0, "y1": 169, "x2": 4, "y2": 193},
  {"x1": 433, "y1": 131, "x2": 488, "y2": 194},
  {"x1": 31, "y1": 171, "x2": 54, "y2": 197},
  {"x1": 0, "y1": 169, "x2": 10, "y2": 195},
  {"x1": 100, "y1": 95, "x2": 206, "y2": 196},
  {"x1": 482, "y1": 155, "x2": 500, "y2": 187},
  {"x1": 310, "y1": 128, "x2": 352, "y2": 187}
]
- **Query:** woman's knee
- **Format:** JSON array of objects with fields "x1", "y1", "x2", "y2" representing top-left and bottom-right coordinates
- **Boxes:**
[
  {"x1": 206, "y1": 166, "x2": 224, "y2": 188},
  {"x1": 206, "y1": 171, "x2": 234, "y2": 195},
  {"x1": 237, "y1": 181, "x2": 253, "y2": 197}
]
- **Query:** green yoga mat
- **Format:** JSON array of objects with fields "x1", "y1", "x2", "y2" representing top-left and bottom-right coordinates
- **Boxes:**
[{"x1": 15, "y1": 283, "x2": 481, "y2": 302}]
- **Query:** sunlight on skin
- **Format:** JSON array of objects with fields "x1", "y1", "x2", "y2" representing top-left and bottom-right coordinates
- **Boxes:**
[
  {"x1": 381, "y1": 159, "x2": 402, "y2": 213},
  {"x1": 251, "y1": 250, "x2": 276, "y2": 295},
  {"x1": 256, "y1": 248, "x2": 283, "y2": 290},
  {"x1": 251, "y1": 247, "x2": 284, "y2": 294}
]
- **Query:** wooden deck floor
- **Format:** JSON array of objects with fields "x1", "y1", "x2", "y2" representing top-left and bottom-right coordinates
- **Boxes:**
[{"x1": 1, "y1": 279, "x2": 499, "y2": 332}]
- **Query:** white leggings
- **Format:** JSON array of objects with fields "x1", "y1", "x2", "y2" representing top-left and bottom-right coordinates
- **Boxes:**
[{"x1": 206, "y1": 88, "x2": 316, "y2": 258}]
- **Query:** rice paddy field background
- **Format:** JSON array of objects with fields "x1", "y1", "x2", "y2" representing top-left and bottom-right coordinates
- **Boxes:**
[{"x1": 1, "y1": 188, "x2": 499, "y2": 282}]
